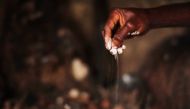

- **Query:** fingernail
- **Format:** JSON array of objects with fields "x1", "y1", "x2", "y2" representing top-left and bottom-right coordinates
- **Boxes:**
[{"x1": 117, "y1": 48, "x2": 123, "y2": 54}]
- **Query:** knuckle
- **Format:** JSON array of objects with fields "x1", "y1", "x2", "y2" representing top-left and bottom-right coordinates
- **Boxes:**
[
  {"x1": 127, "y1": 11, "x2": 136, "y2": 18},
  {"x1": 111, "y1": 8, "x2": 121, "y2": 15},
  {"x1": 126, "y1": 22, "x2": 135, "y2": 30},
  {"x1": 114, "y1": 34, "x2": 123, "y2": 42}
]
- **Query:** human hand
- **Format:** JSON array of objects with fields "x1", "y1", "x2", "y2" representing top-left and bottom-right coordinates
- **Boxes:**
[{"x1": 102, "y1": 8, "x2": 150, "y2": 54}]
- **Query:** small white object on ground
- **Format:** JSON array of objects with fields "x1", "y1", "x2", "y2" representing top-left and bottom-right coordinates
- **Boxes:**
[
  {"x1": 64, "y1": 104, "x2": 71, "y2": 109},
  {"x1": 56, "y1": 96, "x2": 64, "y2": 105},
  {"x1": 71, "y1": 58, "x2": 89, "y2": 81},
  {"x1": 68, "y1": 88, "x2": 80, "y2": 99},
  {"x1": 122, "y1": 74, "x2": 133, "y2": 84}
]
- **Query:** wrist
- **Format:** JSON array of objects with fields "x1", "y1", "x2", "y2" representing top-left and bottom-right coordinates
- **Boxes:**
[
  {"x1": 144, "y1": 3, "x2": 190, "y2": 28},
  {"x1": 144, "y1": 8, "x2": 158, "y2": 29}
]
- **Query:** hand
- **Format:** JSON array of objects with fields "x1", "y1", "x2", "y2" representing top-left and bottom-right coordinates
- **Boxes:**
[{"x1": 102, "y1": 8, "x2": 150, "y2": 50}]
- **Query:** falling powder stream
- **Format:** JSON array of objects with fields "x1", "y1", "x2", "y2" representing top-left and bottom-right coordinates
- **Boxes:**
[{"x1": 114, "y1": 54, "x2": 120, "y2": 104}]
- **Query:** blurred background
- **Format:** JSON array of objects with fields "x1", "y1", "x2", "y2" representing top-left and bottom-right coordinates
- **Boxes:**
[{"x1": 1, "y1": 0, "x2": 190, "y2": 109}]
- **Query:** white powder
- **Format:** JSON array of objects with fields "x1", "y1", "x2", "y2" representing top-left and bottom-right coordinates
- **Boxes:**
[{"x1": 114, "y1": 54, "x2": 120, "y2": 104}]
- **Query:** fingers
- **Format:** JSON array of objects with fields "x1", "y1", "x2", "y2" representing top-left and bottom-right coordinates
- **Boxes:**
[
  {"x1": 102, "y1": 8, "x2": 149, "y2": 56},
  {"x1": 102, "y1": 10, "x2": 120, "y2": 50},
  {"x1": 112, "y1": 22, "x2": 135, "y2": 48}
]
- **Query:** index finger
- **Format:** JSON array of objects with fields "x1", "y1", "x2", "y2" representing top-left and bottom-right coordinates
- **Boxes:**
[{"x1": 102, "y1": 10, "x2": 120, "y2": 49}]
